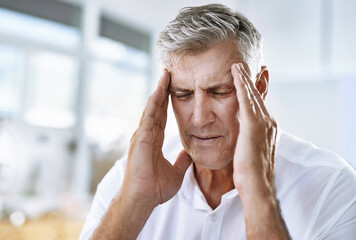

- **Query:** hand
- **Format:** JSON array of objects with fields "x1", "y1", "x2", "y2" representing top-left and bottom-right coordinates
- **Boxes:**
[
  {"x1": 91, "y1": 70, "x2": 192, "y2": 240},
  {"x1": 231, "y1": 63, "x2": 277, "y2": 196},
  {"x1": 122, "y1": 70, "x2": 192, "y2": 207},
  {"x1": 231, "y1": 63, "x2": 290, "y2": 239}
]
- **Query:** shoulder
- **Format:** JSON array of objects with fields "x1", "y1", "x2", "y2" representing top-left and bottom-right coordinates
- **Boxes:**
[
  {"x1": 276, "y1": 130, "x2": 350, "y2": 170},
  {"x1": 79, "y1": 157, "x2": 127, "y2": 240},
  {"x1": 86, "y1": 157, "x2": 128, "y2": 220},
  {"x1": 275, "y1": 130, "x2": 355, "y2": 193},
  {"x1": 96, "y1": 157, "x2": 127, "y2": 202},
  {"x1": 275, "y1": 130, "x2": 356, "y2": 238}
]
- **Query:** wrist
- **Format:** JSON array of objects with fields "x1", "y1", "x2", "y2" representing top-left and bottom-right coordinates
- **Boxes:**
[
  {"x1": 118, "y1": 184, "x2": 157, "y2": 211},
  {"x1": 236, "y1": 171, "x2": 276, "y2": 198},
  {"x1": 91, "y1": 186, "x2": 156, "y2": 240},
  {"x1": 120, "y1": 174, "x2": 160, "y2": 208},
  {"x1": 239, "y1": 190, "x2": 290, "y2": 239}
]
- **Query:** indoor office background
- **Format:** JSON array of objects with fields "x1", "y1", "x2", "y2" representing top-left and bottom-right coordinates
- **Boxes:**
[{"x1": 0, "y1": 0, "x2": 355, "y2": 239}]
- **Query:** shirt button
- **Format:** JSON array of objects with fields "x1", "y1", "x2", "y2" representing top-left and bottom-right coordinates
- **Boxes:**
[{"x1": 210, "y1": 213, "x2": 217, "y2": 222}]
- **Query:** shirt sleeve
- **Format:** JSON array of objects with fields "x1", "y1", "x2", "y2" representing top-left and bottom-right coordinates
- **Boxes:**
[
  {"x1": 78, "y1": 158, "x2": 127, "y2": 240},
  {"x1": 312, "y1": 166, "x2": 356, "y2": 240}
]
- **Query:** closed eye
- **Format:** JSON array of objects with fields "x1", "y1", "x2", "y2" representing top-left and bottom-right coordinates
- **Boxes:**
[
  {"x1": 211, "y1": 90, "x2": 233, "y2": 97},
  {"x1": 172, "y1": 92, "x2": 193, "y2": 100},
  {"x1": 212, "y1": 92, "x2": 229, "y2": 96}
]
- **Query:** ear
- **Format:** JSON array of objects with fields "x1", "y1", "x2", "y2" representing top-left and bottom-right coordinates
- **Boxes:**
[{"x1": 255, "y1": 66, "x2": 269, "y2": 100}]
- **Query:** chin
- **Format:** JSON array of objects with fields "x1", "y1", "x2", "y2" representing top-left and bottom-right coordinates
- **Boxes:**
[{"x1": 191, "y1": 152, "x2": 233, "y2": 170}]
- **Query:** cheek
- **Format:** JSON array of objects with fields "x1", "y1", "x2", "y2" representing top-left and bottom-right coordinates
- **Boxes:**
[
  {"x1": 171, "y1": 99, "x2": 190, "y2": 127},
  {"x1": 216, "y1": 97, "x2": 239, "y2": 119},
  {"x1": 215, "y1": 97, "x2": 239, "y2": 133}
]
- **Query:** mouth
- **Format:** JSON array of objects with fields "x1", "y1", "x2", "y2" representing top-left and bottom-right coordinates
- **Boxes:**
[{"x1": 192, "y1": 135, "x2": 221, "y2": 144}]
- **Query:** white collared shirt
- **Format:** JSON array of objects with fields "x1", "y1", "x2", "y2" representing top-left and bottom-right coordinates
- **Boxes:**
[{"x1": 79, "y1": 131, "x2": 356, "y2": 240}]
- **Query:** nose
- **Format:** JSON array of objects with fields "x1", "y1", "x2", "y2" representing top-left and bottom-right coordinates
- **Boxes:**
[{"x1": 192, "y1": 93, "x2": 215, "y2": 127}]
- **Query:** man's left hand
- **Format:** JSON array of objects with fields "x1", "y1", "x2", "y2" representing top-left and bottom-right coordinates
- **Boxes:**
[
  {"x1": 232, "y1": 62, "x2": 277, "y2": 199},
  {"x1": 231, "y1": 63, "x2": 290, "y2": 239}
]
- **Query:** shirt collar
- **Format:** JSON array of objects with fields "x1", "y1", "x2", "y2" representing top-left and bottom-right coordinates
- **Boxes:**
[
  {"x1": 178, "y1": 163, "x2": 238, "y2": 211},
  {"x1": 173, "y1": 129, "x2": 282, "y2": 209}
]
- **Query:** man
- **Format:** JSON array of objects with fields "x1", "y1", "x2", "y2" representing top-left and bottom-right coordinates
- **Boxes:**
[{"x1": 80, "y1": 4, "x2": 356, "y2": 239}]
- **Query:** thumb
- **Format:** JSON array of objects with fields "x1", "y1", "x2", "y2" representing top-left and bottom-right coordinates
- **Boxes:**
[{"x1": 173, "y1": 150, "x2": 192, "y2": 178}]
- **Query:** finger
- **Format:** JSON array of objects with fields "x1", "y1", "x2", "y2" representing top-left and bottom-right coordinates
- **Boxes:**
[
  {"x1": 173, "y1": 150, "x2": 192, "y2": 179},
  {"x1": 147, "y1": 70, "x2": 170, "y2": 114},
  {"x1": 153, "y1": 97, "x2": 168, "y2": 146},
  {"x1": 151, "y1": 94, "x2": 169, "y2": 153},
  {"x1": 159, "y1": 70, "x2": 171, "y2": 130},
  {"x1": 158, "y1": 69, "x2": 170, "y2": 93},
  {"x1": 159, "y1": 94, "x2": 169, "y2": 130},
  {"x1": 151, "y1": 94, "x2": 168, "y2": 149},
  {"x1": 139, "y1": 90, "x2": 161, "y2": 130},
  {"x1": 237, "y1": 63, "x2": 270, "y2": 117},
  {"x1": 236, "y1": 63, "x2": 263, "y2": 117},
  {"x1": 231, "y1": 63, "x2": 256, "y2": 120},
  {"x1": 140, "y1": 71, "x2": 170, "y2": 130}
]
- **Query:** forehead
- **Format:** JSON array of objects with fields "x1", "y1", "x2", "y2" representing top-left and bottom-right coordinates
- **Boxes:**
[{"x1": 169, "y1": 41, "x2": 242, "y2": 88}]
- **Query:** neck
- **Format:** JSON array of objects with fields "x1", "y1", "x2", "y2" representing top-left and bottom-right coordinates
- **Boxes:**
[{"x1": 194, "y1": 162, "x2": 235, "y2": 210}]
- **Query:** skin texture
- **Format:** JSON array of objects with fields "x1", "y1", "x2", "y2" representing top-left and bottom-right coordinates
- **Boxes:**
[{"x1": 90, "y1": 40, "x2": 290, "y2": 240}]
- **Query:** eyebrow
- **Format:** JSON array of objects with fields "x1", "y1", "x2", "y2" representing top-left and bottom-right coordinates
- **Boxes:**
[
  {"x1": 170, "y1": 73, "x2": 234, "y2": 92},
  {"x1": 208, "y1": 82, "x2": 234, "y2": 91},
  {"x1": 169, "y1": 86, "x2": 192, "y2": 92}
]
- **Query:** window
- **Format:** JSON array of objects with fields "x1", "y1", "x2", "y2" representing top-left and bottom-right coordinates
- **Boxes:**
[
  {"x1": 0, "y1": 8, "x2": 80, "y2": 49},
  {"x1": 86, "y1": 37, "x2": 150, "y2": 148},
  {"x1": 0, "y1": 44, "x2": 24, "y2": 118},
  {"x1": 0, "y1": 2, "x2": 81, "y2": 127},
  {"x1": 25, "y1": 51, "x2": 79, "y2": 128},
  {"x1": 0, "y1": 0, "x2": 152, "y2": 199}
]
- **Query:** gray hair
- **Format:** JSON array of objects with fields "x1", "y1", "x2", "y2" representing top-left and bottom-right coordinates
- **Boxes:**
[{"x1": 157, "y1": 4, "x2": 263, "y2": 78}]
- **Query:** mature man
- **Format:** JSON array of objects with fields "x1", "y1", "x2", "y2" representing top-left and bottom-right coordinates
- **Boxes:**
[{"x1": 80, "y1": 4, "x2": 356, "y2": 240}]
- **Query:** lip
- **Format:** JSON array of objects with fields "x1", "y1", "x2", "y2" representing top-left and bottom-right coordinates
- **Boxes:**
[{"x1": 192, "y1": 135, "x2": 221, "y2": 144}]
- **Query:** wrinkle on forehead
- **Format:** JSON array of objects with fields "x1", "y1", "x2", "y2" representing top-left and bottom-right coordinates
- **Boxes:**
[
  {"x1": 169, "y1": 41, "x2": 242, "y2": 90},
  {"x1": 170, "y1": 71, "x2": 234, "y2": 92}
]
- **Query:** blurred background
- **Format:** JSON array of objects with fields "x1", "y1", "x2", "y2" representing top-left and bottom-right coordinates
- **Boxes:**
[{"x1": 0, "y1": 0, "x2": 355, "y2": 239}]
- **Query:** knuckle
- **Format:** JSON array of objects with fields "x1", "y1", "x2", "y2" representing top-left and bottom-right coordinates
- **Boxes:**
[
  {"x1": 262, "y1": 116, "x2": 277, "y2": 129},
  {"x1": 271, "y1": 118, "x2": 278, "y2": 128},
  {"x1": 267, "y1": 118, "x2": 277, "y2": 130}
]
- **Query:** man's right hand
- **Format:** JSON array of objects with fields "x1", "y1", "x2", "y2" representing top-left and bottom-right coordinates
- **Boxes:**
[
  {"x1": 122, "y1": 69, "x2": 192, "y2": 207},
  {"x1": 91, "y1": 70, "x2": 192, "y2": 240}
]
